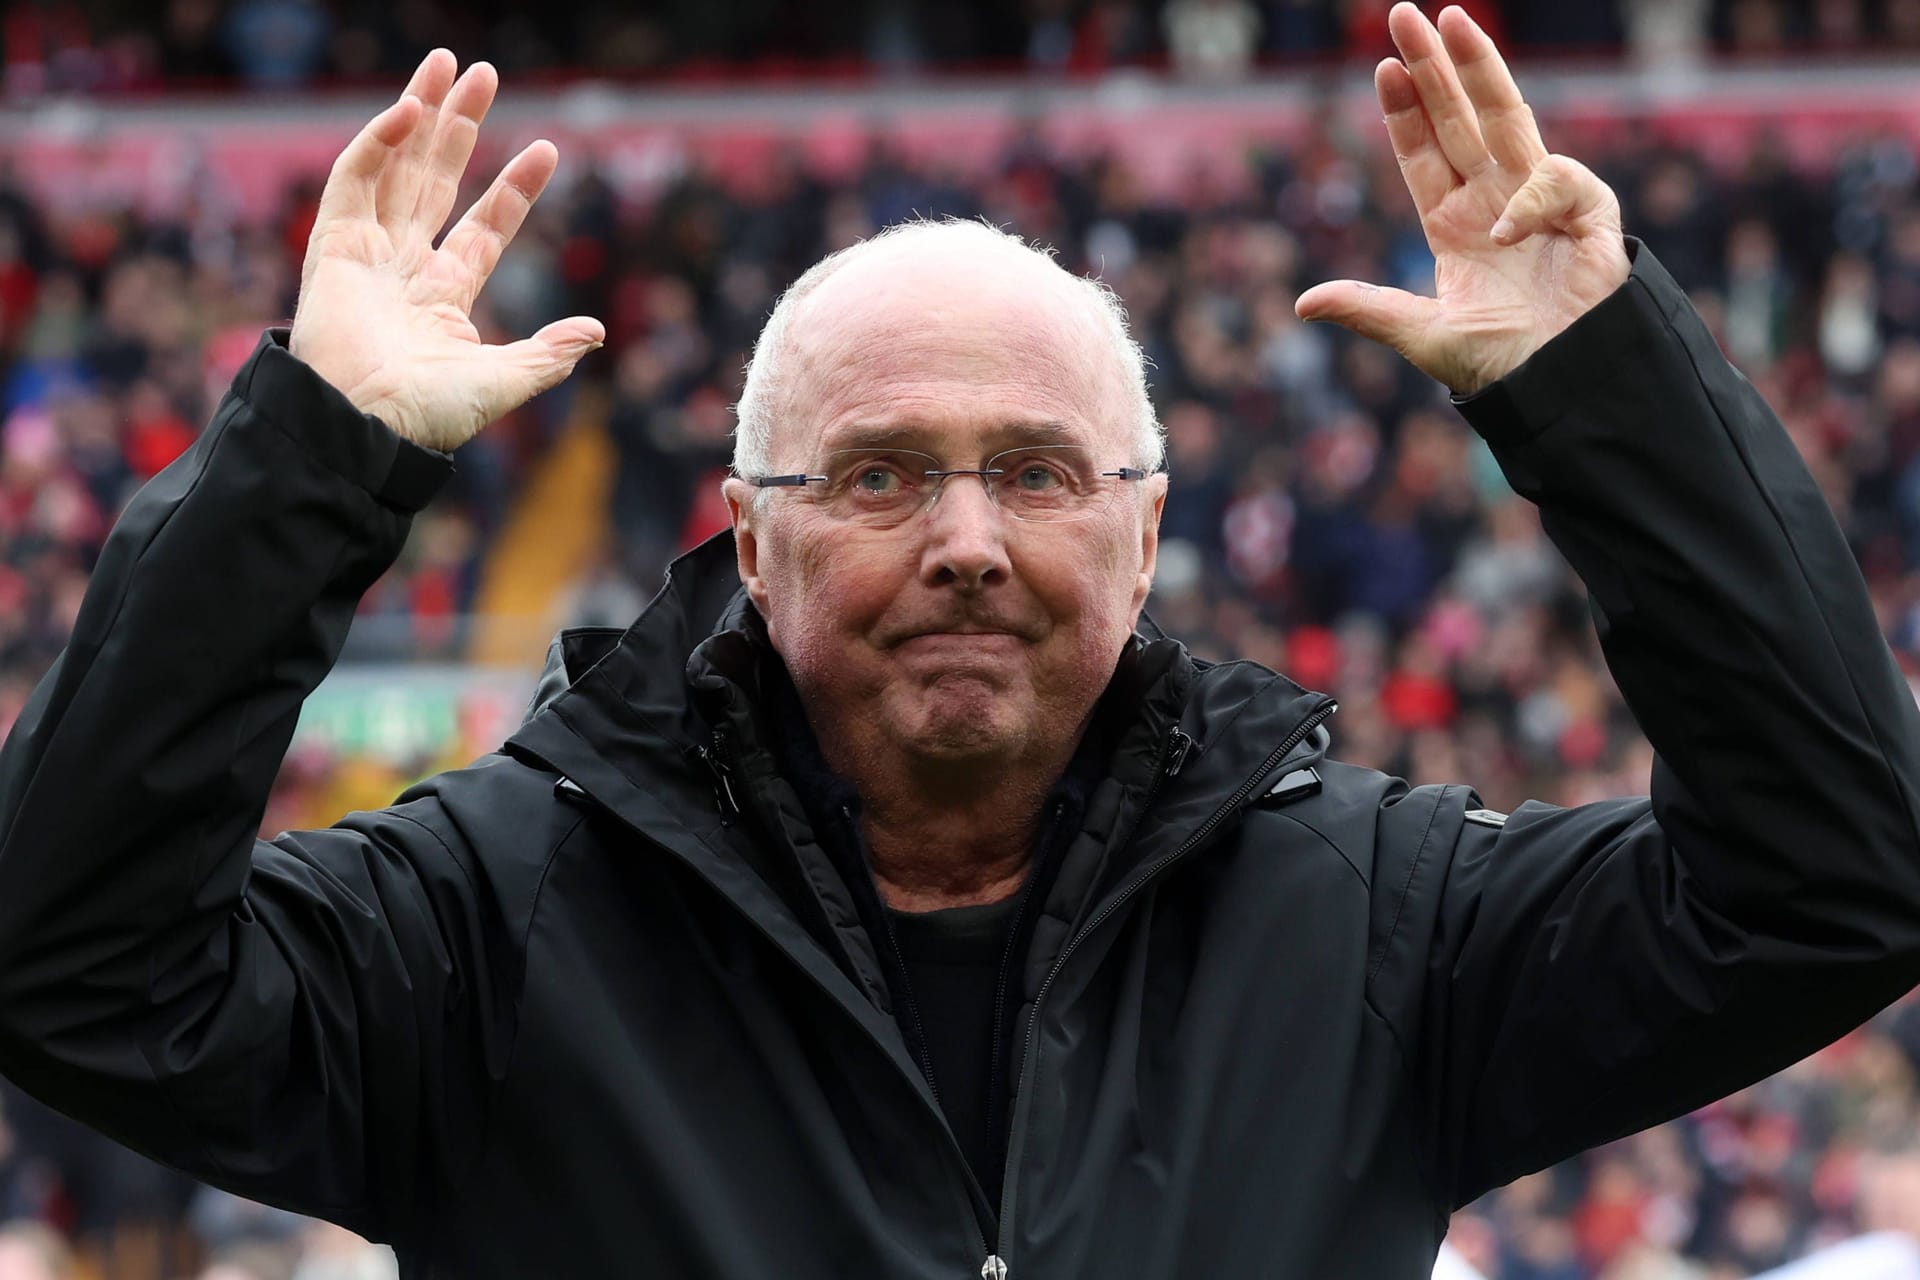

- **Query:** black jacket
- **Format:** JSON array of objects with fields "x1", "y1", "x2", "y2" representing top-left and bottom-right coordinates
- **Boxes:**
[{"x1": 3, "y1": 242, "x2": 1920, "y2": 1279}]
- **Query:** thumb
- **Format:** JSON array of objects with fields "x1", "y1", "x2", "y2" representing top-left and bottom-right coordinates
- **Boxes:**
[
  {"x1": 1491, "y1": 154, "x2": 1620, "y2": 246},
  {"x1": 1295, "y1": 281, "x2": 1439, "y2": 357},
  {"x1": 477, "y1": 317, "x2": 606, "y2": 421}
]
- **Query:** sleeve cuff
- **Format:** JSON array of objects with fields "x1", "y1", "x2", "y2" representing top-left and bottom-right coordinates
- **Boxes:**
[
  {"x1": 1451, "y1": 238, "x2": 1690, "y2": 447},
  {"x1": 233, "y1": 329, "x2": 454, "y2": 513}
]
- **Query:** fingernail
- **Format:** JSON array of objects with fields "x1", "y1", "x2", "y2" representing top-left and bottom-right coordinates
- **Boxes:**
[{"x1": 1490, "y1": 217, "x2": 1515, "y2": 242}]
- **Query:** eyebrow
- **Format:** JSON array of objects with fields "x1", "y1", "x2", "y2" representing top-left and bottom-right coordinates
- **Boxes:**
[{"x1": 819, "y1": 419, "x2": 1084, "y2": 455}]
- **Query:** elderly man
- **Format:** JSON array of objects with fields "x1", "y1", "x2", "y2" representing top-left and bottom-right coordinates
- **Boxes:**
[{"x1": 1, "y1": 5, "x2": 1918, "y2": 1278}]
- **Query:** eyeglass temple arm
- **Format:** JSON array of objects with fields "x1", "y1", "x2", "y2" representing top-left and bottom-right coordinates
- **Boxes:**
[
  {"x1": 747, "y1": 474, "x2": 828, "y2": 488},
  {"x1": 927, "y1": 467, "x2": 1155, "y2": 481}
]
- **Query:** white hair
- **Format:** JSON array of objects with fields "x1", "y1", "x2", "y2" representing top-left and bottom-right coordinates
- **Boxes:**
[{"x1": 731, "y1": 217, "x2": 1163, "y2": 481}]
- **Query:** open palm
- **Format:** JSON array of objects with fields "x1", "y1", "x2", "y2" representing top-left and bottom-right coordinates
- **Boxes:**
[
  {"x1": 290, "y1": 51, "x2": 605, "y2": 451},
  {"x1": 1298, "y1": 4, "x2": 1630, "y2": 396}
]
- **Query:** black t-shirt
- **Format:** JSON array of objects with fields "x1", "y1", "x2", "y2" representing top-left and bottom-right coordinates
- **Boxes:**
[{"x1": 886, "y1": 895, "x2": 1022, "y2": 1198}]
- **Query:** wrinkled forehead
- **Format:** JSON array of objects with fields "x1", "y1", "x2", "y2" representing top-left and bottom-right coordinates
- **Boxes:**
[{"x1": 778, "y1": 243, "x2": 1133, "y2": 462}]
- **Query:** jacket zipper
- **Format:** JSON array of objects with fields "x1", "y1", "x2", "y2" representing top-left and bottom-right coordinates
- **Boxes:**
[
  {"x1": 986, "y1": 699, "x2": 1336, "y2": 1274},
  {"x1": 979, "y1": 734, "x2": 1183, "y2": 1280},
  {"x1": 694, "y1": 729, "x2": 742, "y2": 825}
]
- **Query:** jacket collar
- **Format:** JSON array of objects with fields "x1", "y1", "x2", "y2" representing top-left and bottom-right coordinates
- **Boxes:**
[{"x1": 508, "y1": 528, "x2": 1335, "y2": 876}]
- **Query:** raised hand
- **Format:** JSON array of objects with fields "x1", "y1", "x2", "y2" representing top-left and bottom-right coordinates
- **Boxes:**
[
  {"x1": 1297, "y1": 4, "x2": 1630, "y2": 396},
  {"x1": 289, "y1": 51, "x2": 605, "y2": 451}
]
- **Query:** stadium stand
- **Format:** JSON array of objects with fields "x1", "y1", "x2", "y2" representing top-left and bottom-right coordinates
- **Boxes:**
[{"x1": 6, "y1": 0, "x2": 1920, "y2": 90}]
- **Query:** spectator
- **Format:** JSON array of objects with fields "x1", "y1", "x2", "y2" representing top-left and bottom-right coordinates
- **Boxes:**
[{"x1": 1162, "y1": 0, "x2": 1263, "y2": 76}]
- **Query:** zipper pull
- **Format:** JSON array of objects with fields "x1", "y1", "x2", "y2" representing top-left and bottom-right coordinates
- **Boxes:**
[
  {"x1": 697, "y1": 732, "x2": 742, "y2": 824},
  {"x1": 1165, "y1": 727, "x2": 1194, "y2": 778},
  {"x1": 981, "y1": 1256, "x2": 1009, "y2": 1280}
]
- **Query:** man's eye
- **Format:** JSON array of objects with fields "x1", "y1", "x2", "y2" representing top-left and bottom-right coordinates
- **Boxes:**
[
  {"x1": 1014, "y1": 464, "x2": 1061, "y2": 490},
  {"x1": 856, "y1": 468, "x2": 900, "y2": 493}
]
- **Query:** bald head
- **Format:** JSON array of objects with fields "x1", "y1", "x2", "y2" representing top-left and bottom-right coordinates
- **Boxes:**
[{"x1": 733, "y1": 219, "x2": 1161, "y2": 480}]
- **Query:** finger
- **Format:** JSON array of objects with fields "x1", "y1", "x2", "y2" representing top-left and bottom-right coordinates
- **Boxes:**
[
  {"x1": 1387, "y1": 2, "x2": 1493, "y2": 182},
  {"x1": 1491, "y1": 154, "x2": 1621, "y2": 245},
  {"x1": 476, "y1": 316, "x2": 608, "y2": 422},
  {"x1": 376, "y1": 49, "x2": 458, "y2": 244},
  {"x1": 1377, "y1": 58, "x2": 1455, "y2": 216},
  {"x1": 1295, "y1": 279, "x2": 1442, "y2": 358},
  {"x1": 314, "y1": 95, "x2": 423, "y2": 227},
  {"x1": 413, "y1": 61, "x2": 499, "y2": 244},
  {"x1": 438, "y1": 140, "x2": 560, "y2": 305},
  {"x1": 1438, "y1": 6, "x2": 1548, "y2": 175}
]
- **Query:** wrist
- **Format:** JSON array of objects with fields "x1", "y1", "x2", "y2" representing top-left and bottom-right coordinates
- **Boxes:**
[
  {"x1": 248, "y1": 331, "x2": 453, "y2": 510},
  {"x1": 284, "y1": 331, "x2": 420, "y2": 444},
  {"x1": 1451, "y1": 238, "x2": 1634, "y2": 398},
  {"x1": 1451, "y1": 238, "x2": 1655, "y2": 444}
]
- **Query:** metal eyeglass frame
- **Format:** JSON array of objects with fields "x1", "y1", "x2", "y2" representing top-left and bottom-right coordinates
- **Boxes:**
[{"x1": 746, "y1": 450, "x2": 1154, "y2": 523}]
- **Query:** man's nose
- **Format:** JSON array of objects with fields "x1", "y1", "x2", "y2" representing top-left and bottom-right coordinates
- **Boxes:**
[{"x1": 919, "y1": 473, "x2": 1011, "y2": 590}]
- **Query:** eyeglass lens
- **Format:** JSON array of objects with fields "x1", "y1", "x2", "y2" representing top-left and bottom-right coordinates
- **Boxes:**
[{"x1": 812, "y1": 446, "x2": 1124, "y2": 525}]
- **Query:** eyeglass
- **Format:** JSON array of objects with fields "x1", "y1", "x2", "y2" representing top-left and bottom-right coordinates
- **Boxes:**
[{"x1": 747, "y1": 445, "x2": 1152, "y2": 527}]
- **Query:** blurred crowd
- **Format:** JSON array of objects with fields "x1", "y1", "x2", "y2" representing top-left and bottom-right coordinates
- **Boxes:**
[
  {"x1": 4, "y1": 0, "x2": 1920, "y2": 95},
  {"x1": 7, "y1": 43, "x2": 1920, "y2": 1280},
  {"x1": 0, "y1": 150, "x2": 575, "y2": 759}
]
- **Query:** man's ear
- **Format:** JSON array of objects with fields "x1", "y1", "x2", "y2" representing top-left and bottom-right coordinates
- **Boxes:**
[
  {"x1": 1128, "y1": 473, "x2": 1169, "y2": 628},
  {"x1": 722, "y1": 477, "x2": 774, "y2": 621}
]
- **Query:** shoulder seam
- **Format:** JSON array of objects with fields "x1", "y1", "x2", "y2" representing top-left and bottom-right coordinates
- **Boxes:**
[{"x1": 1267, "y1": 809, "x2": 1370, "y2": 888}]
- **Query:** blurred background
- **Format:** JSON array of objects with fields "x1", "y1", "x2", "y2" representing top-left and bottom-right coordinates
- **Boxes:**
[{"x1": 5, "y1": 1, "x2": 1920, "y2": 1278}]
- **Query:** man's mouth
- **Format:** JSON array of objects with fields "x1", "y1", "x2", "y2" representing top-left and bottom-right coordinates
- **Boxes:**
[{"x1": 894, "y1": 630, "x2": 1027, "y2": 653}]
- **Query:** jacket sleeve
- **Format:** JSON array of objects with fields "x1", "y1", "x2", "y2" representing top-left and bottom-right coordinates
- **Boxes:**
[
  {"x1": 0, "y1": 331, "x2": 505, "y2": 1241},
  {"x1": 1373, "y1": 240, "x2": 1920, "y2": 1208}
]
